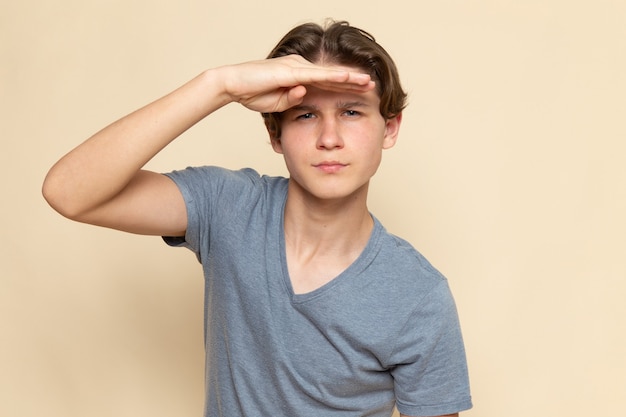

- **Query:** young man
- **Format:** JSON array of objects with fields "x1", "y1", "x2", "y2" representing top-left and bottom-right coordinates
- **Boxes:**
[{"x1": 43, "y1": 20, "x2": 472, "y2": 417}]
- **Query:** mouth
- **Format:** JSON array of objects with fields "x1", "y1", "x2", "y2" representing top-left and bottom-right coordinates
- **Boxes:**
[{"x1": 313, "y1": 161, "x2": 348, "y2": 174}]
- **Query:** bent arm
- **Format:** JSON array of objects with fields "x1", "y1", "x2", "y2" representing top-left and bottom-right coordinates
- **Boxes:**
[
  {"x1": 42, "y1": 56, "x2": 374, "y2": 236},
  {"x1": 42, "y1": 69, "x2": 229, "y2": 235}
]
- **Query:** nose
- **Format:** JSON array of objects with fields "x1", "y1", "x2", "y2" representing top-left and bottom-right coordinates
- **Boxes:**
[{"x1": 316, "y1": 118, "x2": 344, "y2": 150}]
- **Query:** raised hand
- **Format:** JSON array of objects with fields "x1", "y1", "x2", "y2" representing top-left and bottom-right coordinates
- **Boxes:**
[{"x1": 221, "y1": 55, "x2": 375, "y2": 113}]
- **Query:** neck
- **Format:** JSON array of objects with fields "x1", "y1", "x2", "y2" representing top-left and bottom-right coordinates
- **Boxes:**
[{"x1": 283, "y1": 180, "x2": 374, "y2": 258}]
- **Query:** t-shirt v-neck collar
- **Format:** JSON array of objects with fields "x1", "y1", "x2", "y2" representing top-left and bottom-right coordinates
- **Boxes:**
[{"x1": 276, "y1": 196, "x2": 383, "y2": 303}]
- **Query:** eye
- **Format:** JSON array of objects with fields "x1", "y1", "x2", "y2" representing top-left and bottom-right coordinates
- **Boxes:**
[
  {"x1": 343, "y1": 110, "x2": 361, "y2": 117},
  {"x1": 296, "y1": 112, "x2": 315, "y2": 120}
]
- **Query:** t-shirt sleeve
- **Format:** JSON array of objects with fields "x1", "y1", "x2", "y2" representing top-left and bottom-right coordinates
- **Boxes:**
[
  {"x1": 161, "y1": 166, "x2": 261, "y2": 261},
  {"x1": 390, "y1": 279, "x2": 473, "y2": 416}
]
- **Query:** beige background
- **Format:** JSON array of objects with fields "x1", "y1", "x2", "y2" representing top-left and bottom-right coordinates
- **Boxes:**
[{"x1": 2, "y1": 0, "x2": 625, "y2": 416}]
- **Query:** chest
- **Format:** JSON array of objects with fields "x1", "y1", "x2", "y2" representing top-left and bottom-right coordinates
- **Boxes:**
[
  {"x1": 284, "y1": 228, "x2": 370, "y2": 295},
  {"x1": 285, "y1": 253, "x2": 355, "y2": 294}
]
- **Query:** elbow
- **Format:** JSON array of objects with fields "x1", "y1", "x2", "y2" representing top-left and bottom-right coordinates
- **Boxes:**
[
  {"x1": 41, "y1": 174, "x2": 67, "y2": 218},
  {"x1": 41, "y1": 171, "x2": 85, "y2": 221}
]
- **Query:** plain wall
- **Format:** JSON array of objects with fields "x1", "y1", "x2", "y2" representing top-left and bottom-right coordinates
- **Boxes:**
[{"x1": 2, "y1": 1, "x2": 625, "y2": 416}]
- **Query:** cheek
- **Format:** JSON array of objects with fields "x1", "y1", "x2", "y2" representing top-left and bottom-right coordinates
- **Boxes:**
[
  {"x1": 356, "y1": 125, "x2": 388, "y2": 153},
  {"x1": 277, "y1": 141, "x2": 311, "y2": 170},
  {"x1": 353, "y1": 141, "x2": 383, "y2": 169}
]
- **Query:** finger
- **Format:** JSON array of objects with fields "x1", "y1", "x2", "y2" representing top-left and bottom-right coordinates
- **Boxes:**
[
  {"x1": 273, "y1": 85, "x2": 307, "y2": 112},
  {"x1": 275, "y1": 55, "x2": 373, "y2": 88},
  {"x1": 327, "y1": 70, "x2": 372, "y2": 86},
  {"x1": 286, "y1": 85, "x2": 307, "y2": 103},
  {"x1": 288, "y1": 65, "x2": 372, "y2": 88},
  {"x1": 307, "y1": 79, "x2": 376, "y2": 94}
]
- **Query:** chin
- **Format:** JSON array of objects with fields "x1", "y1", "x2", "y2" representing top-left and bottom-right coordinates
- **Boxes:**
[{"x1": 311, "y1": 185, "x2": 369, "y2": 204}]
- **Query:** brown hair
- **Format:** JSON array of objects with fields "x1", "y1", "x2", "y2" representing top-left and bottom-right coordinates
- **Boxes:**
[{"x1": 262, "y1": 20, "x2": 408, "y2": 138}]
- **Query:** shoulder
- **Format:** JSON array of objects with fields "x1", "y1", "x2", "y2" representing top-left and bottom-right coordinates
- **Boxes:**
[
  {"x1": 373, "y1": 220, "x2": 447, "y2": 289},
  {"x1": 165, "y1": 166, "x2": 263, "y2": 185},
  {"x1": 163, "y1": 167, "x2": 288, "y2": 253},
  {"x1": 165, "y1": 166, "x2": 287, "y2": 197}
]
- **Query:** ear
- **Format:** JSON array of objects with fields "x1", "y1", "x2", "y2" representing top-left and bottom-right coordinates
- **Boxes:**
[
  {"x1": 270, "y1": 136, "x2": 283, "y2": 154},
  {"x1": 382, "y1": 112, "x2": 402, "y2": 149},
  {"x1": 264, "y1": 120, "x2": 284, "y2": 154}
]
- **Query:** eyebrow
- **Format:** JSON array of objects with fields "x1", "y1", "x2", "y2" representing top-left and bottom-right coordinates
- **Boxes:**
[
  {"x1": 337, "y1": 101, "x2": 368, "y2": 109},
  {"x1": 290, "y1": 101, "x2": 369, "y2": 112}
]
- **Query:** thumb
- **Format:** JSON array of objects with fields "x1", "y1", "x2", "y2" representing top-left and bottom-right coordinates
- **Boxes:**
[{"x1": 283, "y1": 85, "x2": 307, "y2": 108}]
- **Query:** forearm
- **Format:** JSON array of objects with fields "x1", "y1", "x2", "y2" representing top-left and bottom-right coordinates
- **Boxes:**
[{"x1": 43, "y1": 68, "x2": 230, "y2": 219}]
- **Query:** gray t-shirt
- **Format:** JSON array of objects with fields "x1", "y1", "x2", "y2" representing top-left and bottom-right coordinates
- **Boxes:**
[{"x1": 164, "y1": 166, "x2": 472, "y2": 417}]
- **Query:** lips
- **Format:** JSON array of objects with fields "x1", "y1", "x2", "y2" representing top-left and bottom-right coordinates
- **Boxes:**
[{"x1": 314, "y1": 161, "x2": 347, "y2": 174}]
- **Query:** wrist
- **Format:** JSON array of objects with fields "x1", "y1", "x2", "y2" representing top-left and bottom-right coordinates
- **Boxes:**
[
  {"x1": 202, "y1": 64, "x2": 242, "y2": 105},
  {"x1": 193, "y1": 67, "x2": 235, "y2": 110}
]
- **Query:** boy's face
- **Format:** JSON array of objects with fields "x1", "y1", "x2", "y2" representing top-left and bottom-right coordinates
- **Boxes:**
[{"x1": 271, "y1": 67, "x2": 401, "y2": 203}]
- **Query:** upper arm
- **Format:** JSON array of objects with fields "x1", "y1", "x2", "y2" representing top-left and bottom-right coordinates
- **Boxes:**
[{"x1": 72, "y1": 170, "x2": 187, "y2": 236}]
